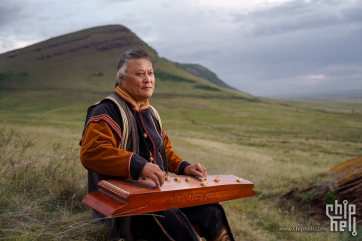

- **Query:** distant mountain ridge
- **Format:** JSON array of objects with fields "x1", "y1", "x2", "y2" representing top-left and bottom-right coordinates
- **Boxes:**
[
  {"x1": 174, "y1": 62, "x2": 237, "y2": 91},
  {"x1": 0, "y1": 24, "x2": 253, "y2": 100}
]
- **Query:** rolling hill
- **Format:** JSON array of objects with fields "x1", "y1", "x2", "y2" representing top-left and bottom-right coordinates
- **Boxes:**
[
  {"x1": 0, "y1": 25, "x2": 251, "y2": 99},
  {"x1": 173, "y1": 62, "x2": 238, "y2": 91}
]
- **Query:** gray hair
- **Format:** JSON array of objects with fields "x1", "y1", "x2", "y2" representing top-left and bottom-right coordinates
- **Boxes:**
[{"x1": 115, "y1": 47, "x2": 155, "y2": 87}]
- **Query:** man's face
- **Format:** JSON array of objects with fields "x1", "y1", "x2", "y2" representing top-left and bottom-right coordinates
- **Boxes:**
[{"x1": 120, "y1": 58, "x2": 155, "y2": 105}]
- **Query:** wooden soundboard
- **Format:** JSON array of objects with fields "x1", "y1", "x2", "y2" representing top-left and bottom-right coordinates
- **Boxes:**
[{"x1": 82, "y1": 175, "x2": 255, "y2": 217}]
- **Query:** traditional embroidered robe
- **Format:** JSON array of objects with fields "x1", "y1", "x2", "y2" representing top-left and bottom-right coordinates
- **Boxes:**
[
  {"x1": 80, "y1": 86, "x2": 230, "y2": 240},
  {"x1": 80, "y1": 86, "x2": 190, "y2": 179}
]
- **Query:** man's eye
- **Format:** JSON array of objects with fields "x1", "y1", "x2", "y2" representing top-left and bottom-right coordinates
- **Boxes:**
[
  {"x1": 136, "y1": 73, "x2": 144, "y2": 76},
  {"x1": 149, "y1": 72, "x2": 154, "y2": 75}
]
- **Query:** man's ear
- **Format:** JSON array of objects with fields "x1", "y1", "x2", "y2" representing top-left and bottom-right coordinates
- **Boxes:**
[{"x1": 119, "y1": 75, "x2": 125, "y2": 86}]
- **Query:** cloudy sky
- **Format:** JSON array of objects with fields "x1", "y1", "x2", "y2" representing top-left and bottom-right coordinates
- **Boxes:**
[{"x1": 1, "y1": 0, "x2": 361, "y2": 97}]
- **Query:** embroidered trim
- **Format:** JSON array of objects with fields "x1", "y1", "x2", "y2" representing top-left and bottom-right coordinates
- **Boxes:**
[
  {"x1": 170, "y1": 209, "x2": 189, "y2": 234},
  {"x1": 86, "y1": 114, "x2": 122, "y2": 140},
  {"x1": 150, "y1": 105, "x2": 163, "y2": 129},
  {"x1": 150, "y1": 112, "x2": 163, "y2": 150},
  {"x1": 138, "y1": 112, "x2": 157, "y2": 165},
  {"x1": 114, "y1": 86, "x2": 150, "y2": 111},
  {"x1": 152, "y1": 216, "x2": 175, "y2": 241},
  {"x1": 105, "y1": 96, "x2": 129, "y2": 150},
  {"x1": 162, "y1": 129, "x2": 166, "y2": 139}
]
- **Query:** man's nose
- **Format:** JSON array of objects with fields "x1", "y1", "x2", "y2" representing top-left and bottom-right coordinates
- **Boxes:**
[{"x1": 144, "y1": 74, "x2": 153, "y2": 82}]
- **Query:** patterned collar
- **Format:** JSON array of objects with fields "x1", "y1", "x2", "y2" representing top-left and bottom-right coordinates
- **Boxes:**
[{"x1": 114, "y1": 86, "x2": 150, "y2": 111}]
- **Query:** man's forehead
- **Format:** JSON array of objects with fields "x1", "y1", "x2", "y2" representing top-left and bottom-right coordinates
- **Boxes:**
[{"x1": 128, "y1": 58, "x2": 152, "y2": 68}]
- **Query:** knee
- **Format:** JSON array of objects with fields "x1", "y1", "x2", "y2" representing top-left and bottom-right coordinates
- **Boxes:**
[{"x1": 203, "y1": 204, "x2": 224, "y2": 220}]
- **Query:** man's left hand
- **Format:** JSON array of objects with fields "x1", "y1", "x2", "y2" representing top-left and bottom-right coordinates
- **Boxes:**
[{"x1": 184, "y1": 163, "x2": 207, "y2": 177}]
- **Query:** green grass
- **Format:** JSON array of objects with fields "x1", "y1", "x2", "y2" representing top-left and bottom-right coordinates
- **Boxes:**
[
  {"x1": 155, "y1": 71, "x2": 196, "y2": 83},
  {"x1": 0, "y1": 72, "x2": 29, "y2": 83},
  {"x1": 0, "y1": 89, "x2": 361, "y2": 240}
]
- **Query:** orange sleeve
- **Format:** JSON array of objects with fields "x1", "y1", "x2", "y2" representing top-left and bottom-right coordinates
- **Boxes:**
[
  {"x1": 163, "y1": 129, "x2": 190, "y2": 174},
  {"x1": 80, "y1": 121, "x2": 146, "y2": 178}
]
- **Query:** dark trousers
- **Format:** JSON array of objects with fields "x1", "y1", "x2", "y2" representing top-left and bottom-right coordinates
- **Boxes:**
[{"x1": 130, "y1": 204, "x2": 224, "y2": 241}]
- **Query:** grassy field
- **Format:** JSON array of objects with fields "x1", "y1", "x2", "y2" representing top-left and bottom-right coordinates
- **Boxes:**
[{"x1": 0, "y1": 91, "x2": 362, "y2": 240}]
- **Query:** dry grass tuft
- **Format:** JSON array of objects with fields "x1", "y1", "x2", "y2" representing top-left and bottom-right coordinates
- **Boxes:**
[{"x1": 0, "y1": 127, "x2": 109, "y2": 240}]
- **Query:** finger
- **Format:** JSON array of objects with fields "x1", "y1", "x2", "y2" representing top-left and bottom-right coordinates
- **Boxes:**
[
  {"x1": 195, "y1": 164, "x2": 206, "y2": 177},
  {"x1": 160, "y1": 171, "x2": 165, "y2": 186},
  {"x1": 149, "y1": 174, "x2": 160, "y2": 188},
  {"x1": 201, "y1": 166, "x2": 207, "y2": 177},
  {"x1": 190, "y1": 169, "x2": 203, "y2": 177},
  {"x1": 152, "y1": 165, "x2": 164, "y2": 186},
  {"x1": 155, "y1": 170, "x2": 164, "y2": 187},
  {"x1": 155, "y1": 168, "x2": 164, "y2": 186},
  {"x1": 197, "y1": 165, "x2": 206, "y2": 177}
]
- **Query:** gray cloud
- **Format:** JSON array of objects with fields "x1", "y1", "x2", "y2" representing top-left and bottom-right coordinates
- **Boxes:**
[
  {"x1": 233, "y1": 0, "x2": 362, "y2": 38},
  {"x1": 0, "y1": 4, "x2": 22, "y2": 28}
]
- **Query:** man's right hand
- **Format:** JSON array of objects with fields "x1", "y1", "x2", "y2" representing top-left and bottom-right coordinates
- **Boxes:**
[{"x1": 140, "y1": 162, "x2": 165, "y2": 188}]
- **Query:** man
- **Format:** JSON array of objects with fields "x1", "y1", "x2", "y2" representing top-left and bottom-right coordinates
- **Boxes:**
[{"x1": 80, "y1": 48, "x2": 233, "y2": 241}]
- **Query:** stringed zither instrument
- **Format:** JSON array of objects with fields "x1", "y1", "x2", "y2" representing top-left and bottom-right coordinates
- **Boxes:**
[{"x1": 82, "y1": 175, "x2": 255, "y2": 217}]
